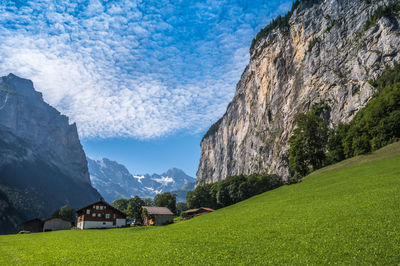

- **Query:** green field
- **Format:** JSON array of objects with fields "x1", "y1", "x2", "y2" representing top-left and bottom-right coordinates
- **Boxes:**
[{"x1": 1, "y1": 143, "x2": 400, "y2": 265}]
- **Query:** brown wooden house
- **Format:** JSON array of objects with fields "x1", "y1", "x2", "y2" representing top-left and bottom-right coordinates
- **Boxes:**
[
  {"x1": 141, "y1": 206, "x2": 174, "y2": 226},
  {"x1": 183, "y1": 207, "x2": 215, "y2": 219},
  {"x1": 23, "y1": 218, "x2": 43, "y2": 233},
  {"x1": 76, "y1": 198, "x2": 126, "y2": 229}
]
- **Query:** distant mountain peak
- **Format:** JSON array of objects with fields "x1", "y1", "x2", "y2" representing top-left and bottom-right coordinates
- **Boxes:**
[{"x1": 88, "y1": 157, "x2": 196, "y2": 203}]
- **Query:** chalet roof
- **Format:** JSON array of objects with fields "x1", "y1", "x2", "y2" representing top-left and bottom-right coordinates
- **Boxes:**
[
  {"x1": 23, "y1": 218, "x2": 43, "y2": 225},
  {"x1": 76, "y1": 198, "x2": 126, "y2": 217},
  {"x1": 142, "y1": 206, "x2": 173, "y2": 215},
  {"x1": 42, "y1": 217, "x2": 72, "y2": 224},
  {"x1": 184, "y1": 207, "x2": 215, "y2": 214}
]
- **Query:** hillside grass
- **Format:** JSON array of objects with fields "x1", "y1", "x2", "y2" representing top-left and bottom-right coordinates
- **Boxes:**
[{"x1": 1, "y1": 143, "x2": 400, "y2": 264}]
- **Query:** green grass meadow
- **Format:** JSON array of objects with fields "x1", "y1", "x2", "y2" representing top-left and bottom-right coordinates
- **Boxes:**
[{"x1": 1, "y1": 143, "x2": 400, "y2": 264}]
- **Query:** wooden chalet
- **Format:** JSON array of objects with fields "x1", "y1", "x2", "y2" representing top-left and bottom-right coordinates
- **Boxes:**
[
  {"x1": 141, "y1": 206, "x2": 174, "y2": 226},
  {"x1": 76, "y1": 198, "x2": 126, "y2": 229},
  {"x1": 23, "y1": 218, "x2": 43, "y2": 233},
  {"x1": 183, "y1": 207, "x2": 215, "y2": 219}
]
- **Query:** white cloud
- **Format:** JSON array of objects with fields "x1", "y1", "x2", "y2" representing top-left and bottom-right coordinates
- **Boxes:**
[{"x1": 0, "y1": 0, "x2": 291, "y2": 139}]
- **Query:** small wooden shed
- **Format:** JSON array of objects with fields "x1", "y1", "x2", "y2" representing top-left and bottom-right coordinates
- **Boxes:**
[
  {"x1": 183, "y1": 207, "x2": 215, "y2": 219},
  {"x1": 23, "y1": 218, "x2": 43, "y2": 233},
  {"x1": 141, "y1": 206, "x2": 174, "y2": 226},
  {"x1": 43, "y1": 217, "x2": 72, "y2": 232}
]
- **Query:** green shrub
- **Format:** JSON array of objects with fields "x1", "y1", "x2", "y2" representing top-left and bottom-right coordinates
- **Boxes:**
[
  {"x1": 363, "y1": 2, "x2": 400, "y2": 31},
  {"x1": 250, "y1": 0, "x2": 322, "y2": 51}
]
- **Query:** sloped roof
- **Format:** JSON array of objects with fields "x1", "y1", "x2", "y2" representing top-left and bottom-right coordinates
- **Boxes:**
[
  {"x1": 23, "y1": 218, "x2": 43, "y2": 225},
  {"x1": 42, "y1": 217, "x2": 72, "y2": 224},
  {"x1": 184, "y1": 207, "x2": 215, "y2": 214},
  {"x1": 142, "y1": 206, "x2": 173, "y2": 215},
  {"x1": 76, "y1": 198, "x2": 126, "y2": 217}
]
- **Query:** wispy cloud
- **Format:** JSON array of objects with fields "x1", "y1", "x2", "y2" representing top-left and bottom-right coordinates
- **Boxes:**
[{"x1": 0, "y1": 0, "x2": 291, "y2": 139}]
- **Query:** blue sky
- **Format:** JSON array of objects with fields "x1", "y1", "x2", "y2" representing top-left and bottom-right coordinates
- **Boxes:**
[{"x1": 0, "y1": 0, "x2": 291, "y2": 177}]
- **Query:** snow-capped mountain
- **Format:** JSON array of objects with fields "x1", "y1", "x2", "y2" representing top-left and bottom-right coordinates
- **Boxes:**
[{"x1": 87, "y1": 158, "x2": 196, "y2": 203}]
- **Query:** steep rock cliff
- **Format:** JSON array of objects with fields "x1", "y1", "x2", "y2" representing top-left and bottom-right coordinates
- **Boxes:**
[
  {"x1": 0, "y1": 74, "x2": 100, "y2": 233},
  {"x1": 197, "y1": 0, "x2": 400, "y2": 184},
  {"x1": 0, "y1": 74, "x2": 90, "y2": 183}
]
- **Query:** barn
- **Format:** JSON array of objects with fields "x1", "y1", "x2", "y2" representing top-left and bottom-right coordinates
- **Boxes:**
[
  {"x1": 23, "y1": 218, "x2": 43, "y2": 233},
  {"x1": 43, "y1": 217, "x2": 72, "y2": 232},
  {"x1": 141, "y1": 206, "x2": 174, "y2": 226},
  {"x1": 76, "y1": 198, "x2": 127, "y2": 229},
  {"x1": 183, "y1": 207, "x2": 215, "y2": 219}
]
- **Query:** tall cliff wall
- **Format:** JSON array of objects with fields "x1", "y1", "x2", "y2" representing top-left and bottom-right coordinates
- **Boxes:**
[
  {"x1": 0, "y1": 74, "x2": 100, "y2": 233},
  {"x1": 197, "y1": 0, "x2": 400, "y2": 184},
  {"x1": 0, "y1": 73, "x2": 90, "y2": 183}
]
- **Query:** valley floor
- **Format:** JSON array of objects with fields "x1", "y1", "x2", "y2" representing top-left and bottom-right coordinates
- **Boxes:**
[{"x1": 1, "y1": 143, "x2": 400, "y2": 264}]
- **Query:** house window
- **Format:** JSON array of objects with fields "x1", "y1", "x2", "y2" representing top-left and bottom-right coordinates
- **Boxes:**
[
  {"x1": 93, "y1": 205, "x2": 95, "y2": 209},
  {"x1": 92, "y1": 213, "x2": 96, "y2": 217},
  {"x1": 86, "y1": 209, "x2": 91, "y2": 214},
  {"x1": 113, "y1": 214, "x2": 116, "y2": 219},
  {"x1": 97, "y1": 213, "x2": 102, "y2": 217},
  {"x1": 106, "y1": 214, "x2": 110, "y2": 219},
  {"x1": 96, "y1": 206, "x2": 99, "y2": 210}
]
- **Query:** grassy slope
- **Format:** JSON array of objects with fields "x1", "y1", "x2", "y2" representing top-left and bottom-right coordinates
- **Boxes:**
[{"x1": 1, "y1": 143, "x2": 400, "y2": 264}]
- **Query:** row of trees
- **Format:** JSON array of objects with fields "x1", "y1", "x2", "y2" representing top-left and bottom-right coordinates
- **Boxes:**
[
  {"x1": 289, "y1": 63, "x2": 400, "y2": 179},
  {"x1": 186, "y1": 174, "x2": 283, "y2": 210}
]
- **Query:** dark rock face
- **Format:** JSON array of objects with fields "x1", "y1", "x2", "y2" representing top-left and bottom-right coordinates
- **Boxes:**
[
  {"x1": 0, "y1": 74, "x2": 90, "y2": 183},
  {"x1": 0, "y1": 74, "x2": 101, "y2": 234},
  {"x1": 197, "y1": 0, "x2": 400, "y2": 184},
  {"x1": 88, "y1": 158, "x2": 196, "y2": 203}
]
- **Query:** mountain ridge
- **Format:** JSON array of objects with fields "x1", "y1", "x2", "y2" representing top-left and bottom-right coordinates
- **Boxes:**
[{"x1": 88, "y1": 157, "x2": 195, "y2": 203}]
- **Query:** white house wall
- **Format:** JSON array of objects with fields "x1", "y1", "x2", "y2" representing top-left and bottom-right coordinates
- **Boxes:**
[
  {"x1": 83, "y1": 221, "x2": 114, "y2": 229},
  {"x1": 116, "y1": 219, "x2": 126, "y2": 227},
  {"x1": 77, "y1": 221, "x2": 83, "y2": 230}
]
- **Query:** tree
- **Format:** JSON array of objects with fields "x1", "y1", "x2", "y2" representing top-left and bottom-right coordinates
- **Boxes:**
[
  {"x1": 143, "y1": 198, "x2": 154, "y2": 206},
  {"x1": 154, "y1": 192, "x2": 176, "y2": 214},
  {"x1": 52, "y1": 205, "x2": 76, "y2": 223},
  {"x1": 176, "y1": 202, "x2": 188, "y2": 216},
  {"x1": 289, "y1": 106, "x2": 329, "y2": 179},
  {"x1": 186, "y1": 184, "x2": 214, "y2": 209},
  {"x1": 112, "y1": 198, "x2": 129, "y2": 212},
  {"x1": 126, "y1": 196, "x2": 145, "y2": 219},
  {"x1": 326, "y1": 123, "x2": 348, "y2": 164}
]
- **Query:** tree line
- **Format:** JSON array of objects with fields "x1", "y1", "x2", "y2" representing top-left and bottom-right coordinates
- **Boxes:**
[{"x1": 186, "y1": 174, "x2": 283, "y2": 210}]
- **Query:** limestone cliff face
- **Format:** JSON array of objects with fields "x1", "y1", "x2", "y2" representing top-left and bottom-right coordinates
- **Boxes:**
[
  {"x1": 197, "y1": 0, "x2": 400, "y2": 184},
  {"x1": 0, "y1": 73, "x2": 90, "y2": 183}
]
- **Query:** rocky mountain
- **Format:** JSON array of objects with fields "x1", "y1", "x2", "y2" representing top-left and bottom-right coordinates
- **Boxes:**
[
  {"x1": 0, "y1": 74, "x2": 101, "y2": 234},
  {"x1": 197, "y1": 0, "x2": 400, "y2": 184},
  {"x1": 88, "y1": 158, "x2": 195, "y2": 203}
]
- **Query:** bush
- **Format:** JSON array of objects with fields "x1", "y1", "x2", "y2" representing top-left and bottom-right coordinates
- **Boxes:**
[
  {"x1": 250, "y1": 0, "x2": 322, "y2": 51},
  {"x1": 363, "y1": 2, "x2": 400, "y2": 31}
]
